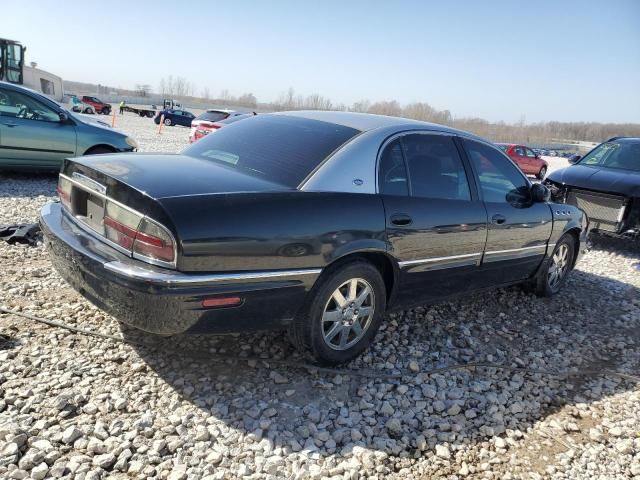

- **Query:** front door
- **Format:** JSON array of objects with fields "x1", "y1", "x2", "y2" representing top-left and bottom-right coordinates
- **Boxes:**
[
  {"x1": 462, "y1": 139, "x2": 552, "y2": 284},
  {"x1": 0, "y1": 87, "x2": 77, "y2": 169},
  {"x1": 380, "y1": 133, "x2": 488, "y2": 308}
]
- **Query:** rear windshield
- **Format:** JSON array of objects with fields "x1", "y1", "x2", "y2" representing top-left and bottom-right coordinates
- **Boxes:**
[
  {"x1": 195, "y1": 111, "x2": 229, "y2": 122},
  {"x1": 183, "y1": 114, "x2": 361, "y2": 187}
]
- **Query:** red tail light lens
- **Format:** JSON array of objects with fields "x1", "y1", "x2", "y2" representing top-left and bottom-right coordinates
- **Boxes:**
[
  {"x1": 103, "y1": 201, "x2": 175, "y2": 267},
  {"x1": 57, "y1": 176, "x2": 72, "y2": 210},
  {"x1": 132, "y1": 217, "x2": 175, "y2": 264}
]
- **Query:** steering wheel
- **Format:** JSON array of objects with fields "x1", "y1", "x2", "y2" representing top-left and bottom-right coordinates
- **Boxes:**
[{"x1": 17, "y1": 106, "x2": 29, "y2": 118}]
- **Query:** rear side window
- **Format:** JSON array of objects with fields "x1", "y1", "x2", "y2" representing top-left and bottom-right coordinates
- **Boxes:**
[
  {"x1": 184, "y1": 114, "x2": 360, "y2": 187},
  {"x1": 196, "y1": 111, "x2": 229, "y2": 122},
  {"x1": 402, "y1": 134, "x2": 471, "y2": 201},
  {"x1": 379, "y1": 139, "x2": 409, "y2": 196}
]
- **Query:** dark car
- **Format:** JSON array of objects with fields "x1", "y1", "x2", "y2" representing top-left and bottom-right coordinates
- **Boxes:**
[
  {"x1": 496, "y1": 143, "x2": 548, "y2": 179},
  {"x1": 40, "y1": 112, "x2": 588, "y2": 364},
  {"x1": 545, "y1": 137, "x2": 640, "y2": 239},
  {"x1": 154, "y1": 108, "x2": 195, "y2": 127}
]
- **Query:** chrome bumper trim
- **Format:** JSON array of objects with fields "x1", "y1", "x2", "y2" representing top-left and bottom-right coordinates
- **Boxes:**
[{"x1": 103, "y1": 261, "x2": 322, "y2": 287}]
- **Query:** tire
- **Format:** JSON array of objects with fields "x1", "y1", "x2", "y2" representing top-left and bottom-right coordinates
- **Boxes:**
[
  {"x1": 537, "y1": 166, "x2": 547, "y2": 180},
  {"x1": 290, "y1": 261, "x2": 386, "y2": 365},
  {"x1": 147, "y1": 112, "x2": 154, "y2": 118},
  {"x1": 534, "y1": 235, "x2": 575, "y2": 297},
  {"x1": 84, "y1": 107, "x2": 93, "y2": 114},
  {"x1": 85, "y1": 146, "x2": 114, "y2": 155},
  {"x1": 101, "y1": 107, "x2": 110, "y2": 115},
  {"x1": 164, "y1": 118, "x2": 172, "y2": 126}
]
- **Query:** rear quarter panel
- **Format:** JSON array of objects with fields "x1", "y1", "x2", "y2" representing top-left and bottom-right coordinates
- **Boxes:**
[{"x1": 155, "y1": 192, "x2": 387, "y2": 272}]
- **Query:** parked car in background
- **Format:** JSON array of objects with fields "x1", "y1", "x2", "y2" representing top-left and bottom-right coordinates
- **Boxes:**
[
  {"x1": 545, "y1": 137, "x2": 640, "y2": 240},
  {"x1": 81, "y1": 96, "x2": 112, "y2": 115},
  {"x1": 41, "y1": 111, "x2": 588, "y2": 364},
  {"x1": 188, "y1": 109, "x2": 237, "y2": 142},
  {"x1": 154, "y1": 108, "x2": 195, "y2": 127},
  {"x1": 190, "y1": 112, "x2": 257, "y2": 142},
  {"x1": 0, "y1": 81, "x2": 137, "y2": 170},
  {"x1": 69, "y1": 95, "x2": 95, "y2": 114},
  {"x1": 497, "y1": 143, "x2": 549, "y2": 179}
]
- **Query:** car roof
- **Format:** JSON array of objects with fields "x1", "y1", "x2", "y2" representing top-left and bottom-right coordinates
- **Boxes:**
[
  {"x1": 276, "y1": 110, "x2": 469, "y2": 135},
  {"x1": 609, "y1": 137, "x2": 640, "y2": 144}
]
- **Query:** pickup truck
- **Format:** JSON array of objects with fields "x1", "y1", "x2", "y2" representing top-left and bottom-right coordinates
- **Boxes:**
[{"x1": 81, "y1": 96, "x2": 112, "y2": 115}]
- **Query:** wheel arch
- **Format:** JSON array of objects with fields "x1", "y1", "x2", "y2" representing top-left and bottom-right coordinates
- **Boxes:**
[
  {"x1": 319, "y1": 249, "x2": 399, "y2": 306},
  {"x1": 83, "y1": 144, "x2": 117, "y2": 155}
]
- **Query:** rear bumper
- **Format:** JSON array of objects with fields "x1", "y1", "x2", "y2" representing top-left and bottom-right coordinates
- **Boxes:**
[{"x1": 40, "y1": 202, "x2": 321, "y2": 335}]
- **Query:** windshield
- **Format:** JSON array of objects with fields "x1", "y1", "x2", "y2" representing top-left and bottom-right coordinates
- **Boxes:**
[
  {"x1": 579, "y1": 142, "x2": 640, "y2": 172},
  {"x1": 183, "y1": 114, "x2": 360, "y2": 187}
]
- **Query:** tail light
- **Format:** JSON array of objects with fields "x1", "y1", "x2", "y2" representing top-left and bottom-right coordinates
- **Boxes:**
[
  {"x1": 103, "y1": 201, "x2": 176, "y2": 266},
  {"x1": 132, "y1": 217, "x2": 175, "y2": 264},
  {"x1": 57, "y1": 176, "x2": 72, "y2": 210}
]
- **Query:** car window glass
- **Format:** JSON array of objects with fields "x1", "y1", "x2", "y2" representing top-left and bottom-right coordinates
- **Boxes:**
[
  {"x1": 402, "y1": 134, "x2": 471, "y2": 201},
  {"x1": 0, "y1": 88, "x2": 60, "y2": 122},
  {"x1": 581, "y1": 142, "x2": 640, "y2": 172},
  {"x1": 514, "y1": 146, "x2": 525, "y2": 156},
  {"x1": 465, "y1": 140, "x2": 530, "y2": 205},
  {"x1": 378, "y1": 139, "x2": 409, "y2": 196},
  {"x1": 526, "y1": 148, "x2": 536, "y2": 158},
  {"x1": 197, "y1": 111, "x2": 228, "y2": 122}
]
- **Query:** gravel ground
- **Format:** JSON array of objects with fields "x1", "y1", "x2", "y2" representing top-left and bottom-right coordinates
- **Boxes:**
[{"x1": 0, "y1": 113, "x2": 639, "y2": 479}]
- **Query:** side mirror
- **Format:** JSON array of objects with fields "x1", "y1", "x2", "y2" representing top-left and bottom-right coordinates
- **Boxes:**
[
  {"x1": 568, "y1": 154, "x2": 581, "y2": 164},
  {"x1": 531, "y1": 183, "x2": 550, "y2": 203},
  {"x1": 58, "y1": 112, "x2": 69, "y2": 122}
]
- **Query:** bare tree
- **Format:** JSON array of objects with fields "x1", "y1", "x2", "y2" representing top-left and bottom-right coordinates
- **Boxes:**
[
  {"x1": 238, "y1": 93, "x2": 257, "y2": 108},
  {"x1": 202, "y1": 87, "x2": 211, "y2": 100}
]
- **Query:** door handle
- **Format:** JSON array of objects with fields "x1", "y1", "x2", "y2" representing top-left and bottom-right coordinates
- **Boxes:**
[
  {"x1": 390, "y1": 214, "x2": 413, "y2": 226},
  {"x1": 491, "y1": 214, "x2": 506, "y2": 225}
]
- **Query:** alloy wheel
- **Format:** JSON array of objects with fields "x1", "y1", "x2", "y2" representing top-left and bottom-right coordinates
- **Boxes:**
[
  {"x1": 321, "y1": 278, "x2": 375, "y2": 350},
  {"x1": 548, "y1": 243, "x2": 569, "y2": 289},
  {"x1": 538, "y1": 167, "x2": 547, "y2": 179}
]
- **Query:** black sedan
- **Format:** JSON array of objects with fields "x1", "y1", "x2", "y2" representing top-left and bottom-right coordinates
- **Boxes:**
[
  {"x1": 40, "y1": 112, "x2": 588, "y2": 364},
  {"x1": 545, "y1": 137, "x2": 640, "y2": 240}
]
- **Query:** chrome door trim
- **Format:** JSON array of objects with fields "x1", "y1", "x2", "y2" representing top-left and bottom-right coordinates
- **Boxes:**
[
  {"x1": 399, "y1": 252, "x2": 482, "y2": 268},
  {"x1": 482, "y1": 244, "x2": 549, "y2": 263}
]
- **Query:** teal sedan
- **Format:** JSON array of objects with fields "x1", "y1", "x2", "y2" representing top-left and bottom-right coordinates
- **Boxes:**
[{"x1": 0, "y1": 81, "x2": 138, "y2": 171}]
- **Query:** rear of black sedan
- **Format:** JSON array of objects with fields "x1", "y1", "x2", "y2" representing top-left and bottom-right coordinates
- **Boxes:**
[{"x1": 40, "y1": 114, "x2": 383, "y2": 340}]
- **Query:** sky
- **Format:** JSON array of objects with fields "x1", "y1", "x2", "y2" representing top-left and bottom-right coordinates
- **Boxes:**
[{"x1": 6, "y1": 0, "x2": 640, "y2": 124}]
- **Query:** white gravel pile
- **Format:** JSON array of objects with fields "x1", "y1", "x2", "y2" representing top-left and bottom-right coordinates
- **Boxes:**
[{"x1": 0, "y1": 113, "x2": 638, "y2": 479}]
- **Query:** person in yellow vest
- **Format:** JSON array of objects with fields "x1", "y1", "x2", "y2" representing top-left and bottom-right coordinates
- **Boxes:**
[{"x1": 119, "y1": 100, "x2": 125, "y2": 115}]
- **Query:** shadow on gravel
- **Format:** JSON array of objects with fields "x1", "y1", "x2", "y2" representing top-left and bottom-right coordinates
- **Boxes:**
[
  {"x1": 122, "y1": 247, "x2": 639, "y2": 469},
  {"x1": 0, "y1": 172, "x2": 57, "y2": 198}
]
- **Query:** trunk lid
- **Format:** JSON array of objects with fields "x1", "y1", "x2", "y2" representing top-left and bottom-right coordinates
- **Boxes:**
[{"x1": 65, "y1": 153, "x2": 290, "y2": 201}]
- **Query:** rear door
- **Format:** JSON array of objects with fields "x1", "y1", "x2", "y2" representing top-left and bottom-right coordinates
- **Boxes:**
[
  {"x1": 380, "y1": 133, "x2": 488, "y2": 308},
  {"x1": 462, "y1": 139, "x2": 552, "y2": 284},
  {"x1": 513, "y1": 145, "x2": 529, "y2": 173},
  {"x1": 0, "y1": 86, "x2": 77, "y2": 168}
]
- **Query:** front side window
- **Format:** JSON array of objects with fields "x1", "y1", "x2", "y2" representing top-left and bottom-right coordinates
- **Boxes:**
[
  {"x1": 514, "y1": 146, "x2": 525, "y2": 156},
  {"x1": 580, "y1": 142, "x2": 640, "y2": 172},
  {"x1": 378, "y1": 139, "x2": 408, "y2": 196},
  {"x1": 402, "y1": 134, "x2": 471, "y2": 201},
  {"x1": 0, "y1": 88, "x2": 60, "y2": 122},
  {"x1": 465, "y1": 139, "x2": 530, "y2": 205},
  {"x1": 526, "y1": 148, "x2": 536, "y2": 158}
]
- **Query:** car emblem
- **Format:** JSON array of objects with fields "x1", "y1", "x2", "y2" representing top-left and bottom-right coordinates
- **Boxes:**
[{"x1": 352, "y1": 179, "x2": 364, "y2": 186}]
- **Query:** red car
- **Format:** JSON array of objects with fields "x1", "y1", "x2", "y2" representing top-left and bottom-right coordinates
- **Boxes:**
[
  {"x1": 81, "y1": 96, "x2": 112, "y2": 115},
  {"x1": 497, "y1": 143, "x2": 548, "y2": 179},
  {"x1": 190, "y1": 111, "x2": 257, "y2": 142}
]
